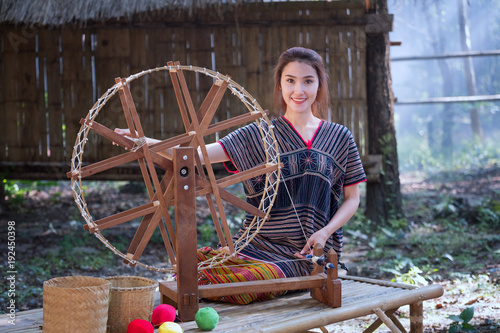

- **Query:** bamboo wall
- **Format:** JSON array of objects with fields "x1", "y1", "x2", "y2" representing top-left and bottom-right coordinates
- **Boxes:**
[{"x1": 0, "y1": 1, "x2": 368, "y2": 180}]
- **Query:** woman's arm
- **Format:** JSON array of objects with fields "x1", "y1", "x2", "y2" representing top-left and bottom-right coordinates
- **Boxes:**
[
  {"x1": 113, "y1": 128, "x2": 229, "y2": 164},
  {"x1": 296, "y1": 183, "x2": 361, "y2": 258}
]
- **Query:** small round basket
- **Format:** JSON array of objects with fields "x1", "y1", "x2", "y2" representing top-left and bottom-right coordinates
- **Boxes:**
[
  {"x1": 105, "y1": 276, "x2": 157, "y2": 333},
  {"x1": 43, "y1": 276, "x2": 111, "y2": 333}
]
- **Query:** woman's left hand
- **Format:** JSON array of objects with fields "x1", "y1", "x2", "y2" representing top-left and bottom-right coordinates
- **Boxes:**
[{"x1": 294, "y1": 228, "x2": 330, "y2": 259}]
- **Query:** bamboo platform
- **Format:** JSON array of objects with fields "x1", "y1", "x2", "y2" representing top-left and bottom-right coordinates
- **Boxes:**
[{"x1": 0, "y1": 276, "x2": 444, "y2": 333}]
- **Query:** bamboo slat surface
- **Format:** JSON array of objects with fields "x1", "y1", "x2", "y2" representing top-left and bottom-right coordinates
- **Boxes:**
[{"x1": 0, "y1": 277, "x2": 444, "y2": 333}]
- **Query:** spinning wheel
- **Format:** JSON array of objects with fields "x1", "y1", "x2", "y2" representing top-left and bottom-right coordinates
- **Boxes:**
[
  {"x1": 69, "y1": 62, "x2": 341, "y2": 321},
  {"x1": 69, "y1": 62, "x2": 280, "y2": 273}
]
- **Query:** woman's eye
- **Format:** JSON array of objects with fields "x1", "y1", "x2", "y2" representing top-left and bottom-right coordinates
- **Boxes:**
[{"x1": 287, "y1": 79, "x2": 294, "y2": 83}]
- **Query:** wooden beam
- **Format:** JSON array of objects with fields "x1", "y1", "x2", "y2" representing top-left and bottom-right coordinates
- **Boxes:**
[
  {"x1": 363, "y1": 309, "x2": 398, "y2": 333},
  {"x1": 216, "y1": 163, "x2": 280, "y2": 188},
  {"x1": 371, "y1": 308, "x2": 402, "y2": 333},
  {"x1": 396, "y1": 94, "x2": 500, "y2": 105},
  {"x1": 174, "y1": 147, "x2": 198, "y2": 321},
  {"x1": 392, "y1": 49, "x2": 500, "y2": 61},
  {"x1": 219, "y1": 187, "x2": 266, "y2": 219},
  {"x1": 89, "y1": 201, "x2": 158, "y2": 232},
  {"x1": 75, "y1": 2, "x2": 369, "y2": 30},
  {"x1": 160, "y1": 275, "x2": 326, "y2": 300}
]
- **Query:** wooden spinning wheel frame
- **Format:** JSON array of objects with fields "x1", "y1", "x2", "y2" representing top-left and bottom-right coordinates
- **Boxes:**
[
  {"x1": 70, "y1": 62, "x2": 341, "y2": 321},
  {"x1": 69, "y1": 62, "x2": 281, "y2": 273}
]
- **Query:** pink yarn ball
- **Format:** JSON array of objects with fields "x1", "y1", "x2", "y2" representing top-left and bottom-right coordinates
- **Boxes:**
[
  {"x1": 127, "y1": 319, "x2": 154, "y2": 333},
  {"x1": 152, "y1": 304, "x2": 177, "y2": 326}
]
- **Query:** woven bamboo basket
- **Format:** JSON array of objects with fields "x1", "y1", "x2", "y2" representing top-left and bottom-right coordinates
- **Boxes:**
[
  {"x1": 43, "y1": 276, "x2": 111, "y2": 333},
  {"x1": 105, "y1": 276, "x2": 157, "y2": 333}
]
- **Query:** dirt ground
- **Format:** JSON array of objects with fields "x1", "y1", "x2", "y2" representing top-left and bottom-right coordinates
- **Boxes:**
[{"x1": 1, "y1": 166, "x2": 499, "y2": 331}]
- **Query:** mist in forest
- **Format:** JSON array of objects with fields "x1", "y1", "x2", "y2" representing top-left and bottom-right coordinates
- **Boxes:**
[{"x1": 388, "y1": 0, "x2": 500, "y2": 172}]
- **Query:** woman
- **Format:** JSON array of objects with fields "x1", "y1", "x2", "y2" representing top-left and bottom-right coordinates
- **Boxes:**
[{"x1": 116, "y1": 47, "x2": 366, "y2": 304}]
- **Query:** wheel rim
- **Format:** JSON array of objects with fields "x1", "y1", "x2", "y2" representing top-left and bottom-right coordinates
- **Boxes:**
[{"x1": 70, "y1": 64, "x2": 280, "y2": 273}]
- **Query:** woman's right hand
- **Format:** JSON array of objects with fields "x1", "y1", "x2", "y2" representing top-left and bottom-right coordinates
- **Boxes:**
[
  {"x1": 113, "y1": 128, "x2": 160, "y2": 147},
  {"x1": 113, "y1": 128, "x2": 134, "y2": 147},
  {"x1": 114, "y1": 128, "x2": 134, "y2": 138},
  {"x1": 113, "y1": 128, "x2": 230, "y2": 164}
]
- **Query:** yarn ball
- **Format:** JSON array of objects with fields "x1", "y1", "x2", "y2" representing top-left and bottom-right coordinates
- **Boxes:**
[
  {"x1": 126, "y1": 319, "x2": 154, "y2": 333},
  {"x1": 158, "y1": 321, "x2": 183, "y2": 333},
  {"x1": 195, "y1": 307, "x2": 219, "y2": 331},
  {"x1": 152, "y1": 304, "x2": 177, "y2": 326}
]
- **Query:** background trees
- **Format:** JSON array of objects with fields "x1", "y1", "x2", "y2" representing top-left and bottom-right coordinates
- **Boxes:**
[{"x1": 389, "y1": 0, "x2": 500, "y2": 172}]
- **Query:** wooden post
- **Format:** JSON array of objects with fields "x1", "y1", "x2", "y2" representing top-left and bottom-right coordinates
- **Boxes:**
[
  {"x1": 310, "y1": 245, "x2": 325, "y2": 304},
  {"x1": 310, "y1": 246, "x2": 341, "y2": 308},
  {"x1": 174, "y1": 147, "x2": 199, "y2": 321},
  {"x1": 409, "y1": 301, "x2": 423, "y2": 333},
  {"x1": 325, "y1": 249, "x2": 341, "y2": 308}
]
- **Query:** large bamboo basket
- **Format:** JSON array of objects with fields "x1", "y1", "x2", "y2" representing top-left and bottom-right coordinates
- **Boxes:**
[
  {"x1": 43, "y1": 276, "x2": 111, "y2": 333},
  {"x1": 105, "y1": 276, "x2": 157, "y2": 333}
]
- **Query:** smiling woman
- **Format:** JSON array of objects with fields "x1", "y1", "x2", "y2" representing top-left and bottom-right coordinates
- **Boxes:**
[{"x1": 110, "y1": 47, "x2": 367, "y2": 306}]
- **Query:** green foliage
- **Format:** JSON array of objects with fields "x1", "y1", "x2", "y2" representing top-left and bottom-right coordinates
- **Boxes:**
[
  {"x1": 380, "y1": 256, "x2": 439, "y2": 286},
  {"x1": 448, "y1": 307, "x2": 476, "y2": 333},
  {"x1": 3, "y1": 179, "x2": 26, "y2": 207},
  {"x1": 2, "y1": 179, "x2": 61, "y2": 210},
  {"x1": 379, "y1": 133, "x2": 397, "y2": 161},
  {"x1": 198, "y1": 218, "x2": 220, "y2": 248},
  {"x1": 345, "y1": 188, "x2": 499, "y2": 283},
  {"x1": 197, "y1": 210, "x2": 245, "y2": 248},
  {"x1": 475, "y1": 201, "x2": 500, "y2": 229},
  {"x1": 398, "y1": 134, "x2": 500, "y2": 173}
]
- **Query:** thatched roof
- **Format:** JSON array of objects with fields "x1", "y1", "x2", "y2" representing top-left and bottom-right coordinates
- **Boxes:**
[{"x1": 0, "y1": 0, "x2": 249, "y2": 26}]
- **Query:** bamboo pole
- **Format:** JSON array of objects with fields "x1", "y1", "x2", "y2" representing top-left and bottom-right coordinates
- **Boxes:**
[
  {"x1": 396, "y1": 94, "x2": 500, "y2": 105},
  {"x1": 372, "y1": 308, "x2": 402, "y2": 333},
  {"x1": 391, "y1": 49, "x2": 500, "y2": 61},
  {"x1": 410, "y1": 301, "x2": 424, "y2": 333}
]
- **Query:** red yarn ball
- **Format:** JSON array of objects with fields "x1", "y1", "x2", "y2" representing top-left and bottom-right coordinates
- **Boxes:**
[
  {"x1": 152, "y1": 304, "x2": 177, "y2": 326},
  {"x1": 127, "y1": 319, "x2": 154, "y2": 333}
]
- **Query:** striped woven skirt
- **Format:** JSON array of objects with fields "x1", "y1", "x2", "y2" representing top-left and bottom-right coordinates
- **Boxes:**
[{"x1": 197, "y1": 247, "x2": 286, "y2": 305}]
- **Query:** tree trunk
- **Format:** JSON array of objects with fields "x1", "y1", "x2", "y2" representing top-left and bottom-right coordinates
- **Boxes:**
[
  {"x1": 457, "y1": 0, "x2": 484, "y2": 141},
  {"x1": 365, "y1": 0, "x2": 403, "y2": 223}
]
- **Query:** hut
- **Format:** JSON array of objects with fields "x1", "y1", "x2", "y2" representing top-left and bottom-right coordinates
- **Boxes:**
[{"x1": 0, "y1": 0, "x2": 398, "y2": 214}]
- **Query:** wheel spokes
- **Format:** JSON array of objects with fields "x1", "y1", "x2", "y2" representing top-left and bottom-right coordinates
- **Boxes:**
[
  {"x1": 71, "y1": 64, "x2": 279, "y2": 273},
  {"x1": 168, "y1": 62, "x2": 236, "y2": 253}
]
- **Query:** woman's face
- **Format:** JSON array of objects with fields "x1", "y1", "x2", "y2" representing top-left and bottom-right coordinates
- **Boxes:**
[{"x1": 280, "y1": 61, "x2": 319, "y2": 115}]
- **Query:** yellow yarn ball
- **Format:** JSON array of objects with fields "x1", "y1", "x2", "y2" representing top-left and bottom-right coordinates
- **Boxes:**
[{"x1": 158, "y1": 321, "x2": 183, "y2": 333}]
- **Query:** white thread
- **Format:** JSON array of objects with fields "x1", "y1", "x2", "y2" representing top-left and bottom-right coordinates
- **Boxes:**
[{"x1": 130, "y1": 136, "x2": 147, "y2": 152}]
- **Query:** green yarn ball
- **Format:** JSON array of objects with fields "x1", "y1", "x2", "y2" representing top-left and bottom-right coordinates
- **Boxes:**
[{"x1": 195, "y1": 307, "x2": 219, "y2": 331}]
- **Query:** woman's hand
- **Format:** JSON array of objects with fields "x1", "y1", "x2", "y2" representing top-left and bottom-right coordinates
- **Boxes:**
[
  {"x1": 294, "y1": 228, "x2": 330, "y2": 259},
  {"x1": 294, "y1": 184, "x2": 361, "y2": 260},
  {"x1": 113, "y1": 128, "x2": 159, "y2": 147},
  {"x1": 112, "y1": 128, "x2": 134, "y2": 146},
  {"x1": 112, "y1": 128, "x2": 230, "y2": 164},
  {"x1": 114, "y1": 128, "x2": 134, "y2": 137}
]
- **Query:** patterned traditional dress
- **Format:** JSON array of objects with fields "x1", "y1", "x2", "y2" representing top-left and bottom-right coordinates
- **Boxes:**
[{"x1": 198, "y1": 116, "x2": 366, "y2": 304}]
